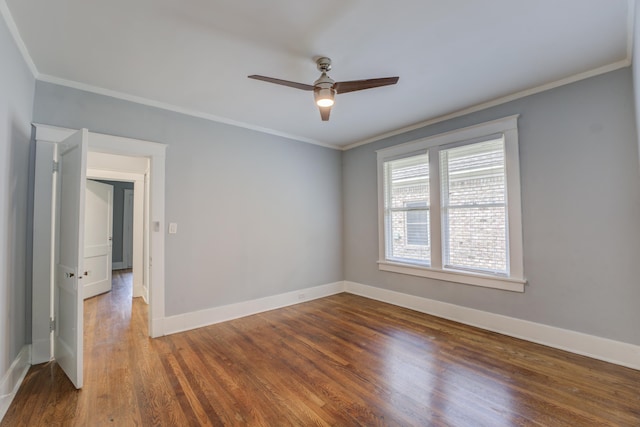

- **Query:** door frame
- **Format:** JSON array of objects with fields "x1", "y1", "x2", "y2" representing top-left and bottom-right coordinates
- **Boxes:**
[
  {"x1": 122, "y1": 188, "x2": 134, "y2": 269},
  {"x1": 32, "y1": 124, "x2": 167, "y2": 364},
  {"x1": 87, "y1": 169, "x2": 146, "y2": 300}
]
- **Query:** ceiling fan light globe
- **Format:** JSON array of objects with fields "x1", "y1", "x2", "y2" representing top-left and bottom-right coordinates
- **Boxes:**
[
  {"x1": 317, "y1": 98, "x2": 334, "y2": 107},
  {"x1": 314, "y1": 87, "x2": 335, "y2": 107}
]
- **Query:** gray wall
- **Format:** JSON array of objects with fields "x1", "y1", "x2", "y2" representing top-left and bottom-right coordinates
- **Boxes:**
[
  {"x1": 634, "y1": 4, "x2": 640, "y2": 164},
  {"x1": 33, "y1": 82, "x2": 343, "y2": 316},
  {"x1": 0, "y1": 17, "x2": 35, "y2": 379},
  {"x1": 343, "y1": 68, "x2": 640, "y2": 345},
  {"x1": 96, "y1": 180, "x2": 134, "y2": 264}
]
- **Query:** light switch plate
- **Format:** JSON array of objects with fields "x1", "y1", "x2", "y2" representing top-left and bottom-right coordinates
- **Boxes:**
[{"x1": 169, "y1": 223, "x2": 178, "y2": 234}]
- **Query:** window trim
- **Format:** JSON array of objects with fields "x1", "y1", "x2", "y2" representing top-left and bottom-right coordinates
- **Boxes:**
[{"x1": 377, "y1": 115, "x2": 525, "y2": 292}]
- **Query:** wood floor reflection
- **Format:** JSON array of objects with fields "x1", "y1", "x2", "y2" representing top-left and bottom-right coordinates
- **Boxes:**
[{"x1": 3, "y1": 273, "x2": 640, "y2": 425}]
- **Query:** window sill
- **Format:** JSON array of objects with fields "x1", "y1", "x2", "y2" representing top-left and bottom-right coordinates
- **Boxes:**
[{"x1": 377, "y1": 260, "x2": 526, "y2": 292}]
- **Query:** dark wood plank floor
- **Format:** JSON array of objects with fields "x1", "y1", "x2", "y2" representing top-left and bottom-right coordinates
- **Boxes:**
[{"x1": 3, "y1": 271, "x2": 640, "y2": 426}]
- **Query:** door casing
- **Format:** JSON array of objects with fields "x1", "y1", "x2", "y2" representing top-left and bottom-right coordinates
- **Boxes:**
[{"x1": 31, "y1": 124, "x2": 167, "y2": 365}]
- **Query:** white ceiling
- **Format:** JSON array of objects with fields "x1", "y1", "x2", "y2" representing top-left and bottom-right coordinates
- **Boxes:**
[{"x1": 4, "y1": 0, "x2": 632, "y2": 148}]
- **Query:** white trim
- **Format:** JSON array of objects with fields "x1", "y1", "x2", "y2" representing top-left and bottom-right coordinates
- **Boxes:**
[
  {"x1": 87, "y1": 131, "x2": 165, "y2": 337},
  {"x1": 377, "y1": 261, "x2": 525, "y2": 292},
  {"x1": 504, "y1": 125, "x2": 524, "y2": 280},
  {"x1": 377, "y1": 116, "x2": 525, "y2": 290},
  {"x1": 0, "y1": 345, "x2": 31, "y2": 422},
  {"x1": 31, "y1": 141, "x2": 56, "y2": 365},
  {"x1": 376, "y1": 115, "x2": 519, "y2": 155},
  {"x1": 163, "y1": 282, "x2": 344, "y2": 335},
  {"x1": 0, "y1": 1, "x2": 38, "y2": 77},
  {"x1": 344, "y1": 281, "x2": 640, "y2": 371},
  {"x1": 33, "y1": 124, "x2": 167, "y2": 338},
  {"x1": 112, "y1": 261, "x2": 127, "y2": 270},
  {"x1": 343, "y1": 60, "x2": 631, "y2": 151},
  {"x1": 33, "y1": 124, "x2": 76, "y2": 142},
  {"x1": 36, "y1": 59, "x2": 629, "y2": 153}
]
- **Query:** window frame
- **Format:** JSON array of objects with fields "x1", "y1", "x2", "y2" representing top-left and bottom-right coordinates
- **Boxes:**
[
  {"x1": 377, "y1": 115, "x2": 525, "y2": 292},
  {"x1": 439, "y1": 136, "x2": 508, "y2": 276}
]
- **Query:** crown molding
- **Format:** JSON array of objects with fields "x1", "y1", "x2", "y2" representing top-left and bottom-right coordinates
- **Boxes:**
[
  {"x1": 2, "y1": 0, "x2": 634, "y2": 152},
  {"x1": 37, "y1": 73, "x2": 341, "y2": 150},
  {"x1": 0, "y1": 0, "x2": 38, "y2": 77},
  {"x1": 342, "y1": 59, "x2": 631, "y2": 151}
]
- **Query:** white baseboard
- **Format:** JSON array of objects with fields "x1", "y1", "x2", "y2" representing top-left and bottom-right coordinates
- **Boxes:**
[
  {"x1": 141, "y1": 285, "x2": 149, "y2": 304},
  {"x1": 112, "y1": 262, "x2": 127, "y2": 270},
  {"x1": 30, "y1": 338, "x2": 51, "y2": 365},
  {"x1": 163, "y1": 281, "x2": 344, "y2": 335},
  {"x1": 161, "y1": 280, "x2": 640, "y2": 371},
  {"x1": 0, "y1": 345, "x2": 31, "y2": 422},
  {"x1": 344, "y1": 281, "x2": 640, "y2": 371},
  {"x1": 133, "y1": 283, "x2": 143, "y2": 298}
]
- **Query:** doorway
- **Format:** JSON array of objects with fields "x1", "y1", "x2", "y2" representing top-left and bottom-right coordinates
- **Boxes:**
[
  {"x1": 86, "y1": 179, "x2": 135, "y2": 304},
  {"x1": 87, "y1": 151, "x2": 149, "y2": 302},
  {"x1": 31, "y1": 125, "x2": 167, "y2": 369}
]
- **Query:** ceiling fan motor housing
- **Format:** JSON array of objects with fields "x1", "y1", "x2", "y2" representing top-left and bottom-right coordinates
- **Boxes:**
[
  {"x1": 316, "y1": 57, "x2": 332, "y2": 73},
  {"x1": 314, "y1": 72, "x2": 335, "y2": 88}
]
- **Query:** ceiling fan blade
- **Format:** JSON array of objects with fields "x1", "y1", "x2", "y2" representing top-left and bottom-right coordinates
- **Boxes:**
[
  {"x1": 248, "y1": 75, "x2": 314, "y2": 91},
  {"x1": 334, "y1": 77, "x2": 399, "y2": 94},
  {"x1": 319, "y1": 106, "x2": 331, "y2": 121}
]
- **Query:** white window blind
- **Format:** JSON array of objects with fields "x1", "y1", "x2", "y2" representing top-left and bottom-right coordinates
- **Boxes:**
[
  {"x1": 406, "y1": 201, "x2": 429, "y2": 246},
  {"x1": 383, "y1": 153, "x2": 430, "y2": 265},
  {"x1": 439, "y1": 137, "x2": 508, "y2": 275}
]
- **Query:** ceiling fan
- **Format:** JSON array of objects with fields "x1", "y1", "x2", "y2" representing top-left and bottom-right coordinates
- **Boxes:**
[{"x1": 248, "y1": 57, "x2": 399, "y2": 121}]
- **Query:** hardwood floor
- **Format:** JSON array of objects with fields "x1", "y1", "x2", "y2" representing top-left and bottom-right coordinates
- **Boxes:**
[{"x1": 3, "y1": 273, "x2": 640, "y2": 426}]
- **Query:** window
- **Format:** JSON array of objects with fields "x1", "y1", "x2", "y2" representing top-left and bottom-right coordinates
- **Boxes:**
[
  {"x1": 377, "y1": 116, "x2": 525, "y2": 292},
  {"x1": 383, "y1": 153, "x2": 430, "y2": 265},
  {"x1": 440, "y1": 138, "x2": 506, "y2": 275}
]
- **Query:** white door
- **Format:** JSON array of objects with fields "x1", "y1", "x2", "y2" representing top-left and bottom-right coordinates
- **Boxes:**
[
  {"x1": 83, "y1": 180, "x2": 113, "y2": 299},
  {"x1": 54, "y1": 129, "x2": 88, "y2": 389}
]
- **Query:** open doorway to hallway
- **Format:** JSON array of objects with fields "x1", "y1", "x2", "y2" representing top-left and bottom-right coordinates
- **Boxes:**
[
  {"x1": 30, "y1": 125, "x2": 167, "y2": 374},
  {"x1": 86, "y1": 151, "x2": 150, "y2": 304}
]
